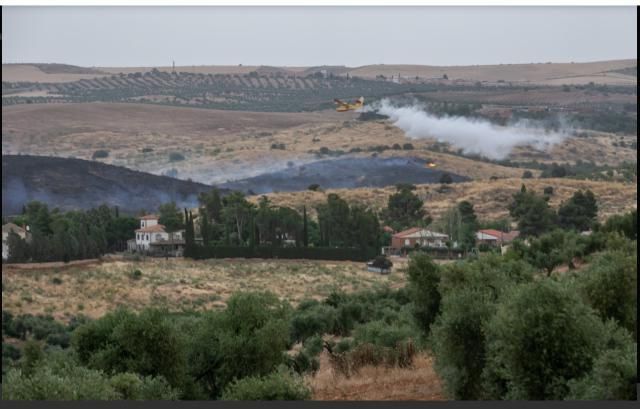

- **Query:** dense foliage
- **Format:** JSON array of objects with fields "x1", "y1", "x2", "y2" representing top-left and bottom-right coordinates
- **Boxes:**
[{"x1": 6, "y1": 202, "x2": 137, "y2": 263}]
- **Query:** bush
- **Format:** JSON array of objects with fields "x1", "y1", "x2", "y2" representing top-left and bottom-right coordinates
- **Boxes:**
[
  {"x1": 72, "y1": 308, "x2": 188, "y2": 391},
  {"x1": 522, "y1": 170, "x2": 533, "y2": 179},
  {"x1": 169, "y1": 152, "x2": 185, "y2": 162},
  {"x1": 482, "y1": 280, "x2": 607, "y2": 399},
  {"x1": 221, "y1": 366, "x2": 311, "y2": 400},
  {"x1": 109, "y1": 372, "x2": 180, "y2": 400},
  {"x1": 290, "y1": 302, "x2": 337, "y2": 342},
  {"x1": 402, "y1": 143, "x2": 414, "y2": 150},
  {"x1": 439, "y1": 173, "x2": 453, "y2": 184},
  {"x1": 353, "y1": 319, "x2": 418, "y2": 349},
  {"x1": 92, "y1": 150, "x2": 109, "y2": 160},
  {"x1": 543, "y1": 186, "x2": 554, "y2": 195},
  {"x1": 2, "y1": 365, "x2": 119, "y2": 400},
  {"x1": 128, "y1": 269, "x2": 143, "y2": 280}
]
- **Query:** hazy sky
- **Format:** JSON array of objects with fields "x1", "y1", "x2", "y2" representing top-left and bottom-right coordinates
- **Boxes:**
[{"x1": 2, "y1": 6, "x2": 637, "y2": 67}]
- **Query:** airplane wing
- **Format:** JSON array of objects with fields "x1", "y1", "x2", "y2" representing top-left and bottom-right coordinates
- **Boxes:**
[{"x1": 334, "y1": 98, "x2": 346, "y2": 105}]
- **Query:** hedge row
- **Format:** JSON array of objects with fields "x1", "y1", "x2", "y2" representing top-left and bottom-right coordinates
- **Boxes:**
[
  {"x1": 401, "y1": 247, "x2": 465, "y2": 259},
  {"x1": 188, "y1": 246, "x2": 373, "y2": 261}
]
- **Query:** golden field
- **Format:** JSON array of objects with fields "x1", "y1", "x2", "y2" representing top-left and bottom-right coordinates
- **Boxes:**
[
  {"x1": 1, "y1": 257, "x2": 408, "y2": 322},
  {"x1": 251, "y1": 177, "x2": 637, "y2": 223}
]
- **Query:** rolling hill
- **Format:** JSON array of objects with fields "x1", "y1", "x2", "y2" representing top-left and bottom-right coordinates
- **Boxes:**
[{"x1": 2, "y1": 155, "x2": 220, "y2": 216}]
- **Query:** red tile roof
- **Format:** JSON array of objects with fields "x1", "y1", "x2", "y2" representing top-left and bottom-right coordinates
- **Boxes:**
[
  {"x1": 478, "y1": 229, "x2": 504, "y2": 239},
  {"x1": 139, "y1": 214, "x2": 159, "y2": 220},
  {"x1": 392, "y1": 227, "x2": 423, "y2": 238},
  {"x1": 135, "y1": 224, "x2": 166, "y2": 233},
  {"x1": 393, "y1": 227, "x2": 448, "y2": 238}
]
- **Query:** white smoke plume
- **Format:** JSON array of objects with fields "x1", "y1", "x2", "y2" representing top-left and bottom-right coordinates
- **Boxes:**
[{"x1": 371, "y1": 99, "x2": 570, "y2": 160}]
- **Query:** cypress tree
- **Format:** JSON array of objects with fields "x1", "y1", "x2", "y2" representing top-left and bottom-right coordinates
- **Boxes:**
[{"x1": 303, "y1": 206, "x2": 309, "y2": 248}]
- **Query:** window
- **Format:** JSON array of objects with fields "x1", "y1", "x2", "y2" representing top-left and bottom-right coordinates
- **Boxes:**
[
  {"x1": 146, "y1": 234, "x2": 149, "y2": 241},
  {"x1": 405, "y1": 239, "x2": 410, "y2": 246}
]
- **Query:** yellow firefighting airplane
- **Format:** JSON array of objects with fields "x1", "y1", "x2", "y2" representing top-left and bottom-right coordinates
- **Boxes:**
[{"x1": 334, "y1": 96, "x2": 364, "y2": 112}]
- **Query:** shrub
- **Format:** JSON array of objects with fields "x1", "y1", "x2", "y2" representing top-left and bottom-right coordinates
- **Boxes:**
[
  {"x1": 2, "y1": 365, "x2": 119, "y2": 400},
  {"x1": 482, "y1": 280, "x2": 607, "y2": 400},
  {"x1": 402, "y1": 143, "x2": 414, "y2": 150},
  {"x1": 128, "y1": 269, "x2": 143, "y2": 280},
  {"x1": 109, "y1": 372, "x2": 180, "y2": 400},
  {"x1": 290, "y1": 302, "x2": 337, "y2": 342},
  {"x1": 543, "y1": 186, "x2": 554, "y2": 195},
  {"x1": 353, "y1": 319, "x2": 418, "y2": 349},
  {"x1": 72, "y1": 308, "x2": 188, "y2": 390},
  {"x1": 522, "y1": 170, "x2": 533, "y2": 179},
  {"x1": 221, "y1": 366, "x2": 311, "y2": 400},
  {"x1": 439, "y1": 173, "x2": 453, "y2": 184},
  {"x1": 91, "y1": 150, "x2": 109, "y2": 160},
  {"x1": 169, "y1": 152, "x2": 185, "y2": 162},
  {"x1": 335, "y1": 339, "x2": 354, "y2": 353}
]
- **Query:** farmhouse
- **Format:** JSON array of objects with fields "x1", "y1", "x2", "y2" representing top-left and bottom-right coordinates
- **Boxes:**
[
  {"x1": 128, "y1": 215, "x2": 185, "y2": 256},
  {"x1": 382, "y1": 227, "x2": 449, "y2": 255},
  {"x1": 2, "y1": 223, "x2": 30, "y2": 261},
  {"x1": 475, "y1": 229, "x2": 520, "y2": 247}
]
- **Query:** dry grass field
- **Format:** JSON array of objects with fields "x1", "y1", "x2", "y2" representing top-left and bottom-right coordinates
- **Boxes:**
[
  {"x1": 346, "y1": 59, "x2": 637, "y2": 84},
  {"x1": 1, "y1": 257, "x2": 408, "y2": 321},
  {"x1": 307, "y1": 351, "x2": 445, "y2": 400},
  {"x1": 6, "y1": 102, "x2": 633, "y2": 185},
  {"x1": 253, "y1": 177, "x2": 637, "y2": 223}
]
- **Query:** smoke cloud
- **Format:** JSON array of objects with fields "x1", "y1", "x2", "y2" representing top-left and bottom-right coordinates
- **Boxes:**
[{"x1": 372, "y1": 99, "x2": 570, "y2": 160}]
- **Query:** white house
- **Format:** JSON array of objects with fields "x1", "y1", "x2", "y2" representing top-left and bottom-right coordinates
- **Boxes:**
[
  {"x1": 2, "y1": 223, "x2": 29, "y2": 261},
  {"x1": 130, "y1": 215, "x2": 185, "y2": 255}
]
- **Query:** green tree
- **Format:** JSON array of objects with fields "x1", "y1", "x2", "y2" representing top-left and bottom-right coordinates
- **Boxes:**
[
  {"x1": 189, "y1": 292, "x2": 291, "y2": 398},
  {"x1": 383, "y1": 185, "x2": 428, "y2": 231},
  {"x1": 557, "y1": 190, "x2": 598, "y2": 231},
  {"x1": 601, "y1": 209, "x2": 637, "y2": 240},
  {"x1": 509, "y1": 229, "x2": 584, "y2": 276},
  {"x1": 302, "y1": 206, "x2": 309, "y2": 247},
  {"x1": 24, "y1": 201, "x2": 52, "y2": 235},
  {"x1": 221, "y1": 192, "x2": 255, "y2": 246},
  {"x1": 158, "y1": 202, "x2": 183, "y2": 233},
  {"x1": 71, "y1": 308, "x2": 189, "y2": 392},
  {"x1": 577, "y1": 248, "x2": 637, "y2": 339},
  {"x1": 406, "y1": 252, "x2": 441, "y2": 334},
  {"x1": 508, "y1": 185, "x2": 556, "y2": 237},
  {"x1": 316, "y1": 194, "x2": 351, "y2": 247},
  {"x1": 198, "y1": 188, "x2": 223, "y2": 223},
  {"x1": 482, "y1": 280, "x2": 607, "y2": 400}
]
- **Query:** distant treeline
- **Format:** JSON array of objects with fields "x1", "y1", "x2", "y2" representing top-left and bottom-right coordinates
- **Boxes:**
[{"x1": 4, "y1": 203, "x2": 136, "y2": 263}]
